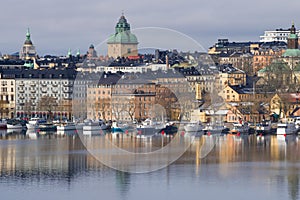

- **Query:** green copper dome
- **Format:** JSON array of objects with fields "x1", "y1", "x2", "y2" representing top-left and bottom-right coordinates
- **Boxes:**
[
  {"x1": 107, "y1": 15, "x2": 138, "y2": 44},
  {"x1": 258, "y1": 60, "x2": 290, "y2": 73},
  {"x1": 283, "y1": 49, "x2": 300, "y2": 57}
]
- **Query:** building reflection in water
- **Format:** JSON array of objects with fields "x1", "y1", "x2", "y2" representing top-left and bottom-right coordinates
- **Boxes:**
[{"x1": 0, "y1": 131, "x2": 299, "y2": 199}]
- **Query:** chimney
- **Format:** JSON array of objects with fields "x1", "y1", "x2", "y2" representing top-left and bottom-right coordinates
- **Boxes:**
[{"x1": 166, "y1": 55, "x2": 169, "y2": 70}]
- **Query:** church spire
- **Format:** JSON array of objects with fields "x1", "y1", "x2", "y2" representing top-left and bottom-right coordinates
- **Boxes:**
[
  {"x1": 26, "y1": 28, "x2": 31, "y2": 40},
  {"x1": 291, "y1": 21, "x2": 296, "y2": 34},
  {"x1": 287, "y1": 22, "x2": 298, "y2": 49},
  {"x1": 24, "y1": 28, "x2": 33, "y2": 45}
]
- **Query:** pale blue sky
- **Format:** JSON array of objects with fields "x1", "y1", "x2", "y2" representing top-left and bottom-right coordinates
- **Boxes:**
[{"x1": 0, "y1": 0, "x2": 299, "y2": 55}]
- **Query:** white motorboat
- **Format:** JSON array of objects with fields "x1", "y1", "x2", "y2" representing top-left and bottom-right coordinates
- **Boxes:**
[
  {"x1": 184, "y1": 121, "x2": 204, "y2": 132},
  {"x1": 82, "y1": 120, "x2": 108, "y2": 131},
  {"x1": 136, "y1": 118, "x2": 164, "y2": 136},
  {"x1": 231, "y1": 123, "x2": 250, "y2": 134},
  {"x1": 204, "y1": 124, "x2": 228, "y2": 135},
  {"x1": 256, "y1": 121, "x2": 272, "y2": 134},
  {"x1": 276, "y1": 123, "x2": 298, "y2": 135},
  {"x1": 7, "y1": 123, "x2": 23, "y2": 129},
  {"x1": 57, "y1": 122, "x2": 76, "y2": 131},
  {"x1": 26, "y1": 118, "x2": 46, "y2": 129}
]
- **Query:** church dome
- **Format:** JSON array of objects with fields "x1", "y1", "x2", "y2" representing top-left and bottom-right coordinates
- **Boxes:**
[
  {"x1": 282, "y1": 49, "x2": 300, "y2": 57},
  {"x1": 107, "y1": 14, "x2": 138, "y2": 44}
]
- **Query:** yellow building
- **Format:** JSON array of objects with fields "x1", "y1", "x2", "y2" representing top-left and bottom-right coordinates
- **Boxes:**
[
  {"x1": 270, "y1": 93, "x2": 300, "y2": 118},
  {"x1": 0, "y1": 73, "x2": 15, "y2": 118},
  {"x1": 219, "y1": 68, "x2": 246, "y2": 87}
]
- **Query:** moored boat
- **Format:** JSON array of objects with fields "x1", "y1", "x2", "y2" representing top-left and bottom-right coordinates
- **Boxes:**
[
  {"x1": 184, "y1": 121, "x2": 204, "y2": 132},
  {"x1": 6, "y1": 119, "x2": 23, "y2": 129},
  {"x1": 256, "y1": 121, "x2": 272, "y2": 135},
  {"x1": 276, "y1": 123, "x2": 297, "y2": 135},
  {"x1": 0, "y1": 119, "x2": 7, "y2": 129},
  {"x1": 37, "y1": 122, "x2": 57, "y2": 132},
  {"x1": 111, "y1": 121, "x2": 132, "y2": 133},
  {"x1": 136, "y1": 118, "x2": 164, "y2": 136},
  {"x1": 26, "y1": 118, "x2": 46, "y2": 129},
  {"x1": 231, "y1": 123, "x2": 250, "y2": 135},
  {"x1": 57, "y1": 122, "x2": 76, "y2": 131}
]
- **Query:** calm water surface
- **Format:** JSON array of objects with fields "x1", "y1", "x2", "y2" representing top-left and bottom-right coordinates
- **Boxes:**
[{"x1": 0, "y1": 130, "x2": 299, "y2": 200}]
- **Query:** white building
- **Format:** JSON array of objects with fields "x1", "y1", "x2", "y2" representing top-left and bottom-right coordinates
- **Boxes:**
[
  {"x1": 260, "y1": 28, "x2": 300, "y2": 43},
  {"x1": 14, "y1": 69, "x2": 76, "y2": 119}
]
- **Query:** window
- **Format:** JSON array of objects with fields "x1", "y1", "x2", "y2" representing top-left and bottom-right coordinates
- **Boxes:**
[{"x1": 127, "y1": 48, "x2": 131, "y2": 53}]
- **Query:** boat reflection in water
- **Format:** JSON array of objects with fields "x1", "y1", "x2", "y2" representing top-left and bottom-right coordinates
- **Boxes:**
[{"x1": 0, "y1": 129, "x2": 299, "y2": 200}]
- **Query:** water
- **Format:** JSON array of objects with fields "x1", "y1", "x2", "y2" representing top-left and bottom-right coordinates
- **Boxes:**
[{"x1": 0, "y1": 130, "x2": 299, "y2": 200}]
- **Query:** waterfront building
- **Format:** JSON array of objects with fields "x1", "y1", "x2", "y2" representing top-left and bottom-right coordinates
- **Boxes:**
[
  {"x1": 19, "y1": 28, "x2": 37, "y2": 61},
  {"x1": 13, "y1": 68, "x2": 76, "y2": 119},
  {"x1": 270, "y1": 93, "x2": 300, "y2": 118},
  {"x1": 0, "y1": 72, "x2": 15, "y2": 118},
  {"x1": 107, "y1": 14, "x2": 138, "y2": 58},
  {"x1": 86, "y1": 73, "x2": 120, "y2": 120}
]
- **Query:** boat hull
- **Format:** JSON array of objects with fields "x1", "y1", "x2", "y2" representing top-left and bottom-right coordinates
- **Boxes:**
[{"x1": 7, "y1": 124, "x2": 23, "y2": 129}]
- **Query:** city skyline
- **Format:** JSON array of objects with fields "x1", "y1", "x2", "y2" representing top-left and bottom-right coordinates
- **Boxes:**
[{"x1": 0, "y1": 0, "x2": 299, "y2": 55}]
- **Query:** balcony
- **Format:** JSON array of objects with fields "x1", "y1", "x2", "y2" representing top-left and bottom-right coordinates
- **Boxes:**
[
  {"x1": 63, "y1": 83, "x2": 73, "y2": 87},
  {"x1": 19, "y1": 90, "x2": 24, "y2": 93},
  {"x1": 63, "y1": 89, "x2": 72, "y2": 93},
  {"x1": 19, "y1": 82, "x2": 24, "y2": 86}
]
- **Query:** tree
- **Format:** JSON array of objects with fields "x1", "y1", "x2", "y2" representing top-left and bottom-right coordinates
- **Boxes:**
[
  {"x1": 37, "y1": 95, "x2": 58, "y2": 119},
  {"x1": 0, "y1": 99, "x2": 9, "y2": 118},
  {"x1": 95, "y1": 97, "x2": 111, "y2": 121},
  {"x1": 155, "y1": 85, "x2": 178, "y2": 120}
]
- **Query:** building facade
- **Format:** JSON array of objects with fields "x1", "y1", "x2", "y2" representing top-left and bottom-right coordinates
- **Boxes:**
[
  {"x1": 0, "y1": 72, "x2": 15, "y2": 118},
  {"x1": 260, "y1": 28, "x2": 300, "y2": 43},
  {"x1": 14, "y1": 69, "x2": 76, "y2": 119}
]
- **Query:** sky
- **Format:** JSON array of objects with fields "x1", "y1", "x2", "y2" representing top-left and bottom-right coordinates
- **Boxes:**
[{"x1": 0, "y1": 0, "x2": 300, "y2": 56}]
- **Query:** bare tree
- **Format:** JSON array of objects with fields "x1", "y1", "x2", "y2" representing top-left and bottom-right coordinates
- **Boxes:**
[
  {"x1": 95, "y1": 97, "x2": 111, "y2": 121},
  {"x1": 0, "y1": 99, "x2": 9, "y2": 118},
  {"x1": 37, "y1": 95, "x2": 58, "y2": 120}
]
